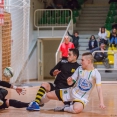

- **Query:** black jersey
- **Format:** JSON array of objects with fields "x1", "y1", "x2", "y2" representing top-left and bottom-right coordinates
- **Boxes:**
[{"x1": 50, "y1": 60, "x2": 80, "y2": 89}]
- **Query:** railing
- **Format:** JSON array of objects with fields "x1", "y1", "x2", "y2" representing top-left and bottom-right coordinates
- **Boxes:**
[
  {"x1": 55, "y1": 19, "x2": 73, "y2": 64},
  {"x1": 34, "y1": 9, "x2": 72, "y2": 37},
  {"x1": 92, "y1": 50, "x2": 117, "y2": 70}
]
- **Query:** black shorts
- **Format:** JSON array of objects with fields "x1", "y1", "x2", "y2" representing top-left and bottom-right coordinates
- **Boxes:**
[
  {"x1": 0, "y1": 99, "x2": 8, "y2": 109},
  {"x1": 55, "y1": 89, "x2": 62, "y2": 101},
  {"x1": 49, "y1": 83, "x2": 58, "y2": 91}
]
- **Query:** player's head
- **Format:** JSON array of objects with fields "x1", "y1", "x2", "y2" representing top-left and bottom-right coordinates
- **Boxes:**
[
  {"x1": 81, "y1": 52, "x2": 94, "y2": 69},
  {"x1": 64, "y1": 36, "x2": 70, "y2": 44},
  {"x1": 67, "y1": 49, "x2": 79, "y2": 62}
]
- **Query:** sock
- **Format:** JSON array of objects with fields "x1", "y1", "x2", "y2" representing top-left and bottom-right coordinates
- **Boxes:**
[
  {"x1": 64, "y1": 105, "x2": 76, "y2": 113},
  {"x1": 9, "y1": 99, "x2": 29, "y2": 108},
  {"x1": 39, "y1": 94, "x2": 50, "y2": 105},
  {"x1": 35, "y1": 86, "x2": 46, "y2": 104}
]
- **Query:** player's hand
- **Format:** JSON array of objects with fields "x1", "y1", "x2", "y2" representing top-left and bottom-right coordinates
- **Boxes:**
[
  {"x1": 16, "y1": 87, "x2": 26, "y2": 95},
  {"x1": 53, "y1": 69, "x2": 61, "y2": 76},
  {"x1": 99, "y1": 103, "x2": 106, "y2": 109},
  {"x1": 67, "y1": 77, "x2": 73, "y2": 85}
]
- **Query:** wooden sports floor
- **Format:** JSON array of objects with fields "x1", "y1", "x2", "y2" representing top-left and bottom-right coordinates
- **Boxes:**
[{"x1": 0, "y1": 83, "x2": 117, "y2": 117}]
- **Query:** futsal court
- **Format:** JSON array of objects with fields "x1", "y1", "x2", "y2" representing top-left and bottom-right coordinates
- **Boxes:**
[
  {"x1": 1, "y1": 0, "x2": 117, "y2": 117},
  {"x1": 0, "y1": 82, "x2": 116, "y2": 117}
]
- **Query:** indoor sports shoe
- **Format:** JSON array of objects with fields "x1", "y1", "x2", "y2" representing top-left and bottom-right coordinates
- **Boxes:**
[
  {"x1": 0, "y1": 99, "x2": 3, "y2": 106},
  {"x1": 54, "y1": 105, "x2": 69, "y2": 112},
  {"x1": 26, "y1": 101, "x2": 40, "y2": 111}
]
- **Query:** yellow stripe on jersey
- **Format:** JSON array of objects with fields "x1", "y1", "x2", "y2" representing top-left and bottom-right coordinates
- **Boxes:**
[{"x1": 73, "y1": 99, "x2": 85, "y2": 108}]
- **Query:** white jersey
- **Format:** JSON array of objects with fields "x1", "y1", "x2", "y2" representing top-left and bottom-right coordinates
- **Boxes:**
[{"x1": 71, "y1": 66, "x2": 101, "y2": 100}]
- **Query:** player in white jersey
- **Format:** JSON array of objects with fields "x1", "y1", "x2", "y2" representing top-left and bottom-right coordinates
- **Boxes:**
[
  {"x1": 28, "y1": 52, "x2": 105, "y2": 114},
  {"x1": 57, "y1": 65, "x2": 102, "y2": 107}
]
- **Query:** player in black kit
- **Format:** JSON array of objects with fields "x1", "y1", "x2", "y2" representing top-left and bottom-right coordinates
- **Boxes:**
[
  {"x1": 0, "y1": 80, "x2": 29, "y2": 109},
  {"x1": 27, "y1": 48, "x2": 80, "y2": 111}
]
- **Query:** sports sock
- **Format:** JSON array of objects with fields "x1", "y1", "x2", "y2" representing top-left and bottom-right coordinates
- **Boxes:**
[
  {"x1": 9, "y1": 99, "x2": 29, "y2": 108},
  {"x1": 64, "y1": 105, "x2": 76, "y2": 113},
  {"x1": 35, "y1": 86, "x2": 46, "y2": 104},
  {"x1": 39, "y1": 94, "x2": 50, "y2": 104}
]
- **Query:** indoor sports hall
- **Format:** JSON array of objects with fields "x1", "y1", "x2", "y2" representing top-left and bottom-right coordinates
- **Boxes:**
[{"x1": 0, "y1": 0, "x2": 117, "y2": 117}]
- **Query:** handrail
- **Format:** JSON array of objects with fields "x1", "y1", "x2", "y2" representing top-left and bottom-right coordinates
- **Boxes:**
[
  {"x1": 34, "y1": 9, "x2": 72, "y2": 28},
  {"x1": 55, "y1": 19, "x2": 73, "y2": 64},
  {"x1": 92, "y1": 50, "x2": 117, "y2": 70}
]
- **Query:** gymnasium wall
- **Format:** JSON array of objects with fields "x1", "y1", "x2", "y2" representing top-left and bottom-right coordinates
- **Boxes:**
[
  {"x1": 43, "y1": 39, "x2": 61, "y2": 79},
  {"x1": 24, "y1": 0, "x2": 45, "y2": 80}
]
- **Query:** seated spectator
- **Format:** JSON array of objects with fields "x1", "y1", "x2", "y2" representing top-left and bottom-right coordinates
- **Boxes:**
[
  {"x1": 110, "y1": 28, "x2": 117, "y2": 47},
  {"x1": 91, "y1": 43, "x2": 110, "y2": 68},
  {"x1": 98, "y1": 27, "x2": 108, "y2": 46},
  {"x1": 87, "y1": 35, "x2": 98, "y2": 50},
  {"x1": 67, "y1": 31, "x2": 79, "y2": 49}
]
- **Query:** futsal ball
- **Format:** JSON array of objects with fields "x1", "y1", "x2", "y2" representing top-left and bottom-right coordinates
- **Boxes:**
[{"x1": 3, "y1": 67, "x2": 14, "y2": 78}]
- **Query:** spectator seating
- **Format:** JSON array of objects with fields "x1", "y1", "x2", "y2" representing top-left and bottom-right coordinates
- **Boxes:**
[
  {"x1": 105, "y1": 16, "x2": 114, "y2": 23},
  {"x1": 109, "y1": 2, "x2": 117, "y2": 10},
  {"x1": 105, "y1": 23, "x2": 112, "y2": 31},
  {"x1": 38, "y1": 0, "x2": 86, "y2": 25},
  {"x1": 77, "y1": 0, "x2": 84, "y2": 5}
]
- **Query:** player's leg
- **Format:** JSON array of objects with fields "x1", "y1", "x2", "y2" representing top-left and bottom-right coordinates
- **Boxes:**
[
  {"x1": 0, "y1": 99, "x2": 3, "y2": 106},
  {"x1": 64, "y1": 101, "x2": 84, "y2": 114},
  {"x1": 35, "y1": 82, "x2": 51, "y2": 104},
  {"x1": 27, "y1": 90, "x2": 60, "y2": 111},
  {"x1": 0, "y1": 88, "x2": 8, "y2": 106},
  {"x1": 27, "y1": 84, "x2": 57, "y2": 111},
  {"x1": 0, "y1": 99, "x2": 29, "y2": 109}
]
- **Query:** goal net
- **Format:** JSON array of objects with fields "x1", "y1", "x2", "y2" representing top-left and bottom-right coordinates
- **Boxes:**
[{"x1": 0, "y1": 0, "x2": 30, "y2": 83}]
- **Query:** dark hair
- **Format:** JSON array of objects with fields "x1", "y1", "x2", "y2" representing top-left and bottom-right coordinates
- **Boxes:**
[
  {"x1": 74, "y1": 31, "x2": 79, "y2": 35},
  {"x1": 101, "y1": 26, "x2": 105, "y2": 33},
  {"x1": 69, "y1": 49, "x2": 79, "y2": 59},
  {"x1": 90, "y1": 35, "x2": 96, "y2": 40}
]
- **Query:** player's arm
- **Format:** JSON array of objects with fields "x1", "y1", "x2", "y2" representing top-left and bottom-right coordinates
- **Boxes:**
[
  {"x1": 96, "y1": 85, "x2": 105, "y2": 109},
  {"x1": 0, "y1": 80, "x2": 26, "y2": 95},
  {"x1": 50, "y1": 61, "x2": 61, "y2": 76},
  {"x1": 67, "y1": 67, "x2": 79, "y2": 85},
  {"x1": 0, "y1": 80, "x2": 11, "y2": 88},
  {"x1": 95, "y1": 71, "x2": 105, "y2": 109}
]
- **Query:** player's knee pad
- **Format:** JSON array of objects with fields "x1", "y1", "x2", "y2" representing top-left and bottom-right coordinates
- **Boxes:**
[{"x1": 0, "y1": 88, "x2": 8, "y2": 99}]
